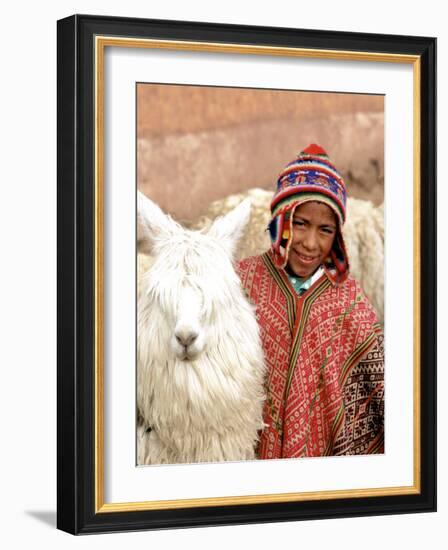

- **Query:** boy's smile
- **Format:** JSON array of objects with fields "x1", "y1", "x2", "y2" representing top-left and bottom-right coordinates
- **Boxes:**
[{"x1": 287, "y1": 201, "x2": 337, "y2": 279}]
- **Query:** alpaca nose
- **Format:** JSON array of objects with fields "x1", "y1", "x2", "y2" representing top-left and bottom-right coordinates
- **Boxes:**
[{"x1": 175, "y1": 330, "x2": 198, "y2": 347}]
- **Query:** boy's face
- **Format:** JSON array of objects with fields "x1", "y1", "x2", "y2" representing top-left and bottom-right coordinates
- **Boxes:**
[{"x1": 287, "y1": 201, "x2": 337, "y2": 279}]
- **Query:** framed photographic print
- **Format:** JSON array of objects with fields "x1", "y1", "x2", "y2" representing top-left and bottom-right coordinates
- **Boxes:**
[{"x1": 57, "y1": 14, "x2": 436, "y2": 534}]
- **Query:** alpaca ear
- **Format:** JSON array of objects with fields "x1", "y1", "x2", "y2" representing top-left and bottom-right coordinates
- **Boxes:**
[
  {"x1": 137, "y1": 191, "x2": 179, "y2": 254},
  {"x1": 208, "y1": 198, "x2": 251, "y2": 257}
]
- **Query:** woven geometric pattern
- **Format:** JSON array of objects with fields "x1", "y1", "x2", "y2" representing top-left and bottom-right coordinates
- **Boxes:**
[
  {"x1": 332, "y1": 333, "x2": 384, "y2": 455},
  {"x1": 237, "y1": 252, "x2": 384, "y2": 460}
]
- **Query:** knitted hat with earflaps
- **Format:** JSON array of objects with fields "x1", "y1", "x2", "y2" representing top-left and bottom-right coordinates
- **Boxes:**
[{"x1": 268, "y1": 144, "x2": 349, "y2": 283}]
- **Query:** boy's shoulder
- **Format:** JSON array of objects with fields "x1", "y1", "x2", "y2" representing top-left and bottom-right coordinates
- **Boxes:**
[
  {"x1": 237, "y1": 253, "x2": 265, "y2": 272},
  {"x1": 338, "y1": 274, "x2": 380, "y2": 325},
  {"x1": 342, "y1": 273, "x2": 364, "y2": 292}
]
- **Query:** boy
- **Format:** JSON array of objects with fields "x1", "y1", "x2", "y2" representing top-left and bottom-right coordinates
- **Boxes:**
[{"x1": 238, "y1": 144, "x2": 384, "y2": 459}]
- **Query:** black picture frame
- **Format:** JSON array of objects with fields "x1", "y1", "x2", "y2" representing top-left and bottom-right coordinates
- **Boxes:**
[{"x1": 57, "y1": 14, "x2": 436, "y2": 535}]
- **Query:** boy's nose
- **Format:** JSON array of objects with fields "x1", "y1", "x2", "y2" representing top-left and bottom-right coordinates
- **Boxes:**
[{"x1": 302, "y1": 230, "x2": 318, "y2": 250}]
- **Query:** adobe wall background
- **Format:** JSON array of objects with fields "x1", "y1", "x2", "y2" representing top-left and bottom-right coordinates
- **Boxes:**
[{"x1": 137, "y1": 84, "x2": 384, "y2": 223}]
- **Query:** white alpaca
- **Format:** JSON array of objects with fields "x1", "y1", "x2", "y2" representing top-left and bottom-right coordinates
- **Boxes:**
[{"x1": 137, "y1": 191, "x2": 266, "y2": 465}]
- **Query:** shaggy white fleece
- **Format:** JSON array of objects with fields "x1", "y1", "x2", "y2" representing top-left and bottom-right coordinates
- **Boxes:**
[{"x1": 137, "y1": 192, "x2": 266, "y2": 464}]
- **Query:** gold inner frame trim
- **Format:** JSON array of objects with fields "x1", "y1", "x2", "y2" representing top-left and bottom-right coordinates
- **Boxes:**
[
  {"x1": 94, "y1": 35, "x2": 421, "y2": 514},
  {"x1": 100, "y1": 485, "x2": 420, "y2": 513}
]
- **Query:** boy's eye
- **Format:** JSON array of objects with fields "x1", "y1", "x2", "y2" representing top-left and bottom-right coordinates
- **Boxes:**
[{"x1": 292, "y1": 220, "x2": 305, "y2": 226}]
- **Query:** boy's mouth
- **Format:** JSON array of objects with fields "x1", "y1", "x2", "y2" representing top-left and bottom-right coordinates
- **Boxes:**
[{"x1": 295, "y1": 251, "x2": 318, "y2": 264}]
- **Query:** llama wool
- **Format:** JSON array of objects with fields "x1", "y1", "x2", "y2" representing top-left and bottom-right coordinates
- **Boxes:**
[{"x1": 137, "y1": 192, "x2": 266, "y2": 464}]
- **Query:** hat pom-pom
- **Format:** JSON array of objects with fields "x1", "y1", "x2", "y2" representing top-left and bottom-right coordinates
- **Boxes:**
[{"x1": 301, "y1": 143, "x2": 328, "y2": 157}]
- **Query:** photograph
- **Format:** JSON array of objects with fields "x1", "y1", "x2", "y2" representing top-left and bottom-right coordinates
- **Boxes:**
[{"x1": 136, "y1": 84, "x2": 385, "y2": 465}]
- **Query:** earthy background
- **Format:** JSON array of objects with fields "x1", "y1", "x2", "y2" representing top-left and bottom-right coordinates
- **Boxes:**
[{"x1": 137, "y1": 84, "x2": 384, "y2": 223}]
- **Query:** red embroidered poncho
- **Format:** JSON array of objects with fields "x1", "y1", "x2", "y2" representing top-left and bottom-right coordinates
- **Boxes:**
[{"x1": 237, "y1": 251, "x2": 384, "y2": 459}]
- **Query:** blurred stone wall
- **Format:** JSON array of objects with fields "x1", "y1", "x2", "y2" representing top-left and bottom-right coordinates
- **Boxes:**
[{"x1": 137, "y1": 84, "x2": 384, "y2": 223}]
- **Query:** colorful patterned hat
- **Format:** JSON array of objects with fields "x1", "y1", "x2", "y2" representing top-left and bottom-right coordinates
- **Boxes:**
[{"x1": 268, "y1": 144, "x2": 349, "y2": 283}]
